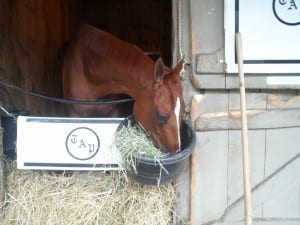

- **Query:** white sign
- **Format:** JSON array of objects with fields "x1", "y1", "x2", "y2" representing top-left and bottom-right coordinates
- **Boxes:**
[
  {"x1": 17, "y1": 116, "x2": 124, "y2": 170},
  {"x1": 225, "y1": 0, "x2": 300, "y2": 73}
]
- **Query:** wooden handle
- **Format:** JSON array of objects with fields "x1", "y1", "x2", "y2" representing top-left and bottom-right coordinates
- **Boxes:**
[
  {"x1": 236, "y1": 32, "x2": 253, "y2": 225},
  {"x1": 0, "y1": 127, "x2": 4, "y2": 202},
  {"x1": 189, "y1": 94, "x2": 202, "y2": 225}
]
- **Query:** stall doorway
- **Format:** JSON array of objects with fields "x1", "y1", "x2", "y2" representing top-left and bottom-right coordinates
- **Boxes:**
[{"x1": 74, "y1": 0, "x2": 172, "y2": 66}]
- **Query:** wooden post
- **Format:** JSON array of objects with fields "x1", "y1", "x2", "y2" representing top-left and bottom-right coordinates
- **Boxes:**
[
  {"x1": 236, "y1": 32, "x2": 253, "y2": 225},
  {"x1": 0, "y1": 121, "x2": 4, "y2": 202},
  {"x1": 189, "y1": 94, "x2": 202, "y2": 225}
]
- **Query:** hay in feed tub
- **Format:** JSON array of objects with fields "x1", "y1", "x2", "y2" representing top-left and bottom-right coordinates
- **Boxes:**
[
  {"x1": 114, "y1": 117, "x2": 168, "y2": 176},
  {"x1": 0, "y1": 161, "x2": 182, "y2": 225}
]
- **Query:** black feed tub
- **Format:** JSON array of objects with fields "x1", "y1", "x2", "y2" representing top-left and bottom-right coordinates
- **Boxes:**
[{"x1": 118, "y1": 116, "x2": 196, "y2": 186}]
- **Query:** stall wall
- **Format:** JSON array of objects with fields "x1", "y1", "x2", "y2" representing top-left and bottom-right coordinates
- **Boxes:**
[
  {"x1": 0, "y1": 0, "x2": 73, "y2": 116},
  {"x1": 74, "y1": 0, "x2": 172, "y2": 66},
  {"x1": 186, "y1": 1, "x2": 300, "y2": 225}
]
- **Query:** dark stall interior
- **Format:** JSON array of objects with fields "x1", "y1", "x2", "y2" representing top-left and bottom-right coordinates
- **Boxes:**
[{"x1": 0, "y1": 0, "x2": 172, "y2": 117}]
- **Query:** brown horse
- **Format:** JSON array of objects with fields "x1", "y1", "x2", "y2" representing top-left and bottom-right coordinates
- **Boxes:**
[{"x1": 62, "y1": 24, "x2": 185, "y2": 154}]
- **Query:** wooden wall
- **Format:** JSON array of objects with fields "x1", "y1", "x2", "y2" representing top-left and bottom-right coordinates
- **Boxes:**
[
  {"x1": 75, "y1": 0, "x2": 172, "y2": 66},
  {"x1": 0, "y1": 0, "x2": 73, "y2": 116},
  {"x1": 0, "y1": 0, "x2": 171, "y2": 116},
  {"x1": 185, "y1": 1, "x2": 300, "y2": 224}
]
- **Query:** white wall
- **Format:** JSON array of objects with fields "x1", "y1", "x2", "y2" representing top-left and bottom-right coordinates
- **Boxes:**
[{"x1": 175, "y1": 1, "x2": 300, "y2": 225}]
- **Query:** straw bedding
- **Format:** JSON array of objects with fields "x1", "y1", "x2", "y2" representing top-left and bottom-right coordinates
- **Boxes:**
[{"x1": 0, "y1": 161, "x2": 181, "y2": 225}]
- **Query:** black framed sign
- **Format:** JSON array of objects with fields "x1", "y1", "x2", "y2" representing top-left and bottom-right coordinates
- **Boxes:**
[{"x1": 225, "y1": 0, "x2": 300, "y2": 73}]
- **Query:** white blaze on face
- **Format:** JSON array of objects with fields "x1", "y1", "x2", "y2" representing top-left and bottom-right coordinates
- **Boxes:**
[{"x1": 174, "y1": 97, "x2": 181, "y2": 150}]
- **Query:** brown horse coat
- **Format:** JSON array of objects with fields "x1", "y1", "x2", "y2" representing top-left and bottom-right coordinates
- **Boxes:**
[{"x1": 63, "y1": 24, "x2": 185, "y2": 153}]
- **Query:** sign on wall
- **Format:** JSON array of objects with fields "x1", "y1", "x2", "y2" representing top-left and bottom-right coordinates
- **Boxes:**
[
  {"x1": 17, "y1": 116, "x2": 123, "y2": 170},
  {"x1": 225, "y1": 0, "x2": 300, "y2": 73}
]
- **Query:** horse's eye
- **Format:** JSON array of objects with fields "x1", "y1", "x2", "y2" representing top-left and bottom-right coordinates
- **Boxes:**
[{"x1": 156, "y1": 113, "x2": 169, "y2": 124}]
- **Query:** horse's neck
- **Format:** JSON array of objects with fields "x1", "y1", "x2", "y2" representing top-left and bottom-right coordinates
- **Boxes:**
[
  {"x1": 89, "y1": 51, "x2": 154, "y2": 99},
  {"x1": 102, "y1": 60, "x2": 154, "y2": 99},
  {"x1": 81, "y1": 27, "x2": 155, "y2": 99},
  {"x1": 102, "y1": 42, "x2": 154, "y2": 91}
]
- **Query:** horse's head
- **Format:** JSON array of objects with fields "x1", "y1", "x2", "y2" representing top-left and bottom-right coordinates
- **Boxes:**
[{"x1": 134, "y1": 58, "x2": 185, "y2": 154}]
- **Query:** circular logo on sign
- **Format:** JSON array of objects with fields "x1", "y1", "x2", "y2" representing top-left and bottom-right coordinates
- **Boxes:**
[
  {"x1": 273, "y1": 0, "x2": 300, "y2": 26},
  {"x1": 66, "y1": 127, "x2": 100, "y2": 160}
]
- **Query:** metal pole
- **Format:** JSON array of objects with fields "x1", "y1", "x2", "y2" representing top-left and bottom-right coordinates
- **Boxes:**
[{"x1": 235, "y1": 32, "x2": 253, "y2": 225}]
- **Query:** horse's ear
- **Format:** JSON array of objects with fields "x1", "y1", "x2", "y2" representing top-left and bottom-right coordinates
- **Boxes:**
[
  {"x1": 154, "y1": 57, "x2": 165, "y2": 83},
  {"x1": 173, "y1": 59, "x2": 185, "y2": 75}
]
